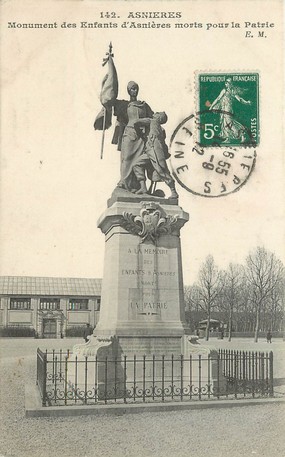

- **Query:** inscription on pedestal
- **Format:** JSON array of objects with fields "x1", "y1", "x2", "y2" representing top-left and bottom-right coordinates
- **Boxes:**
[
  {"x1": 124, "y1": 245, "x2": 178, "y2": 320},
  {"x1": 128, "y1": 288, "x2": 168, "y2": 319},
  {"x1": 122, "y1": 247, "x2": 176, "y2": 286},
  {"x1": 119, "y1": 337, "x2": 182, "y2": 355}
]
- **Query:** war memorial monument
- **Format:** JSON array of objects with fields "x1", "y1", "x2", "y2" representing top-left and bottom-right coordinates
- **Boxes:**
[
  {"x1": 32, "y1": 46, "x2": 274, "y2": 409},
  {"x1": 67, "y1": 44, "x2": 222, "y2": 397}
]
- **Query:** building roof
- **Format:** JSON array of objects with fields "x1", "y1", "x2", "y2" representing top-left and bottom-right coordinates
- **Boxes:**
[{"x1": 0, "y1": 276, "x2": 102, "y2": 297}]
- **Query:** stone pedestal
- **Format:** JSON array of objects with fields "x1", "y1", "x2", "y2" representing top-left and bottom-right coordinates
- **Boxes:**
[{"x1": 95, "y1": 193, "x2": 190, "y2": 356}]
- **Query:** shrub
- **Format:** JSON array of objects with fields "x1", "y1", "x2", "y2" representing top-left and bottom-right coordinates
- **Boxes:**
[
  {"x1": 65, "y1": 326, "x2": 86, "y2": 338},
  {"x1": 0, "y1": 326, "x2": 36, "y2": 337}
]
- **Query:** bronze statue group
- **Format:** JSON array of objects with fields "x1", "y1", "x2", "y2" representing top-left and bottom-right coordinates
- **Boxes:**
[{"x1": 94, "y1": 46, "x2": 178, "y2": 200}]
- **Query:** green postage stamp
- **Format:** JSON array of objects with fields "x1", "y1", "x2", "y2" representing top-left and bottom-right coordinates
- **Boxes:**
[
  {"x1": 169, "y1": 71, "x2": 259, "y2": 197},
  {"x1": 197, "y1": 73, "x2": 259, "y2": 147}
]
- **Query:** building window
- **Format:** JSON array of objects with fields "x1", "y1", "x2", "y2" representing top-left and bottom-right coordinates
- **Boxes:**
[
  {"x1": 40, "y1": 298, "x2": 60, "y2": 310},
  {"x1": 68, "y1": 299, "x2": 89, "y2": 311},
  {"x1": 10, "y1": 298, "x2": 31, "y2": 310}
]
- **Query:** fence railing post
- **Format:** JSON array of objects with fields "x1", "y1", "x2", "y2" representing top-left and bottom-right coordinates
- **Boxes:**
[
  {"x1": 198, "y1": 355, "x2": 202, "y2": 400},
  {"x1": 180, "y1": 354, "x2": 184, "y2": 401},
  {"x1": 85, "y1": 356, "x2": 88, "y2": 405},
  {"x1": 171, "y1": 354, "x2": 174, "y2": 400},
  {"x1": 260, "y1": 352, "x2": 265, "y2": 396},
  {"x1": 216, "y1": 353, "x2": 220, "y2": 399},
  {"x1": 189, "y1": 355, "x2": 192, "y2": 400},
  {"x1": 242, "y1": 351, "x2": 246, "y2": 397},
  {"x1": 162, "y1": 355, "x2": 165, "y2": 402},
  {"x1": 207, "y1": 354, "x2": 211, "y2": 398},
  {"x1": 133, "y1": 355, "x2": 136, "y2": 402},
  {"x1": 152, "y1": 355, "x2": 155, "y2": 401},
  {"x1": 42, "y1": 352, "x2": 47, "y2": 407},
  {"x1": 123, "y1": 355, "x2": 127, "y2": 403},
  {"x1": 114, "y1": 356, "x2": 117, "y2": 402},
  {"x1": 269, "y1": 351, "x2": 274, "y2": 397},
  {"x1": 54, "y1": 356, "x2": 58, "y2": 403},
  {"x1": 36, "y1": 348, "x2": 39, "y2": 386},
  {"x1": 64, "y1": 356, "x2": 68, "y2": 406},
  {"x1": 143, "y1": 355, "x2": 146, "y2": 403},
  {"x1": 234, "y1": 351, "x2": 238, "y2": 399}
]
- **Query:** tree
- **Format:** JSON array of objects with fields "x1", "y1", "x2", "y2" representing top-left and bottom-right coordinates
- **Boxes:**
[
  {"x1": 265, "y1": 277, "x2": 285, "y2": 331},
  {"x1": 245, "y1": 247, "x2": 284, "y2": 342},
  {"x1": 222, "y1": 263, "x2": 244, "y2": 341},
  {"x1": 184, "y1": 284, "x2": 201, "y2": 332},
  {"x1": 237, "y1": 284, "x2": 255, "y2": 332},
  {"x1": 197, "y1": 255, "x2": 224, "y2": 341}
]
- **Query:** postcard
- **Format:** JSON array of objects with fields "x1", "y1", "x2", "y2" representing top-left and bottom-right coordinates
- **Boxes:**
[{"x1": 0, "y1": 1, "x2": 284, "y2": 456}]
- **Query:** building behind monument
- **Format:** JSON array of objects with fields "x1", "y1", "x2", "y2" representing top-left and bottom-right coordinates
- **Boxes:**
[{"x1": 0, "y1": 276, "x2": 101, "y2": 338}]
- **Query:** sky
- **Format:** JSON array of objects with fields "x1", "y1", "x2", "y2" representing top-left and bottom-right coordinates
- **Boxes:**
[{"x1": 0, "y1": 0, "x2": 284, "y2": 285}]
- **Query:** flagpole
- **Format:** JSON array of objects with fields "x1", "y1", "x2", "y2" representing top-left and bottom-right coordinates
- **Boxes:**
[
  {"x1": 100, "y1": 42, "x2": 113, "y2": 160},
  {"x1": 100, "y1": 107, "x2": 106, "y2": 160}
]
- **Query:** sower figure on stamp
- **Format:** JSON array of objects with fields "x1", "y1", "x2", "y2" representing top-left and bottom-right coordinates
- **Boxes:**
[
  {"x1": 132, "y1": 112, "x2": 178, "y2": 199},
  {"x1": 209, "y1": 77, "x2": 251, "y2": 144}
]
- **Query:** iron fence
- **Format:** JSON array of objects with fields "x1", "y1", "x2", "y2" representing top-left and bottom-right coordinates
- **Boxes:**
[
  {"x1": 36, "y1": 348, "x2": 274, "y2": 407},
  {"x1": 219, "y1": 349, "x2": 274, "y2": 398}
]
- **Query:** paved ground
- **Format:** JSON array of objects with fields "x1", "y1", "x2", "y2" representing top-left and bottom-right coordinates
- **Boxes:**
[{"x1": 0, "y1": 337, "x2": 285, "y2": 457}]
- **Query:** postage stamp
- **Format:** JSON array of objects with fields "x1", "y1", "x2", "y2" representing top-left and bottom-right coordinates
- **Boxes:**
[
  {"x1": 197, "y1": 72, "x2": 259, "y2": 147},
  {"x1": 169, "y1": 113, "x2": 256, "y2": 198}
]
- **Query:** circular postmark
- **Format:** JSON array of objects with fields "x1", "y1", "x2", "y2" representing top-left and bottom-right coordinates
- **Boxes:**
[{"x1": 169, "y1": 110, "x2": 256, "y2": 198}]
